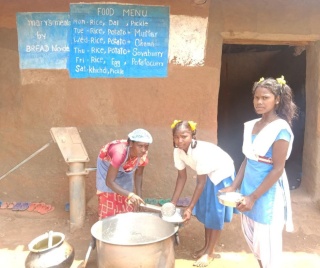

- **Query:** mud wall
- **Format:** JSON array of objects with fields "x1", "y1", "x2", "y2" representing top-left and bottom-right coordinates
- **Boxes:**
[
  {"x1": 0, "y1": 0, "x2": 213, "y2": 207},
  {"x1": 1, "y1": 0, "x2": 320, "y2": 208}
]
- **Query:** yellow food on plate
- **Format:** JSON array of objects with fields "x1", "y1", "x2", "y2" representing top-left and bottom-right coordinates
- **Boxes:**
[{"x1": 218, "y1": 192, "x2": 243, "y2": 207}]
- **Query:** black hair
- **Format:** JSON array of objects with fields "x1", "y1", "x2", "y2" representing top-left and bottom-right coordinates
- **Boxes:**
[
  {"x1": 252, "y1": 77, "x2": 298, "y2": 126},
  {"x1": 127, "y1": 138, "x2": 135, "y2": 144},
  {"x1": 172, "y1": 120, "x2": 197, "y2": 148}
]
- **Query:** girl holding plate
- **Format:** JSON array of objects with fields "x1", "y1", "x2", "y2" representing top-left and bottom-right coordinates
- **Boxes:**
[{"x1": 221, "y1": 76, "x2": 298, "y2": 268}]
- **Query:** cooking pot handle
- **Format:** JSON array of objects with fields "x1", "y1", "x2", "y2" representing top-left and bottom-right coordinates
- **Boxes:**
[
  {"x1": 82, "y1": 236, "x2": 96, "y2": 268},
  {"x1": 91, "y1": 235, "x2": 96, "y2": 250},
  {"x1": 175, "y1": 231, "x2": 180, "y2": 245}
]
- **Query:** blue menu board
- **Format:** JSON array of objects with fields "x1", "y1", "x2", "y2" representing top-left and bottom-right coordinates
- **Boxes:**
[
  {"x1": 68, "y1": 3, "x2": 169, "y2": 78},
  {"x1": 16, "y1": 13, "x2": 70, "y2": 69}
]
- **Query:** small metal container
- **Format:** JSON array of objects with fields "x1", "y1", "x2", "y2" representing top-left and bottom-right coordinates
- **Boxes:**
[{"x1": 25, "y1": 231, "x2": 74, "y2": 268}]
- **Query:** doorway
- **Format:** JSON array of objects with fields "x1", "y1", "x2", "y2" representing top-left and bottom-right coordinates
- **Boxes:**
[{"x1": 217, "y1": 44, "x2": 306, "y2": 189}]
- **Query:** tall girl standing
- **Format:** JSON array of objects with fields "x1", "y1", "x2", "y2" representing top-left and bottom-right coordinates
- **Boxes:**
[
  {"x1": 169, "y1": 120, "x2": 236, "y2": 267},
  {"x1": 221, "y1": 76, "x2": 298, "y2": 268}
]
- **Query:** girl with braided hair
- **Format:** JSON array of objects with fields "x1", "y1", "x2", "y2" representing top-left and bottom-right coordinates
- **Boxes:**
[
  {"x1": 221, "y1": 76, "x2": 298, "y2": 268},
  {"x1": 169, "y1": 120, "x2": 236, "y2": 267}
]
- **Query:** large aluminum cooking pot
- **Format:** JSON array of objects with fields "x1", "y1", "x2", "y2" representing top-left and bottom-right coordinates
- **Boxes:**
[{"x1": 91, "y1": 212, "x2": 176, "y2": 268}]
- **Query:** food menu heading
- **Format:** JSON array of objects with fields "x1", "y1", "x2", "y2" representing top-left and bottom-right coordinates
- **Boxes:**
[{"x1": 16, "y1": 3, "x2": 169, "y2": 78}]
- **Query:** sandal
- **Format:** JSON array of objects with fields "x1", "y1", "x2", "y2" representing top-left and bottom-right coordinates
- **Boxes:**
[
  {"x1": 12, "y1": 202, "x2": 23, "y2": 211},
  {"x1": 7, "y1": 202, "x2": 16, "y2": 209},
  {"x1": 158, "y1": 199, "x2": 171, "y2": 205},
  {"x1": 0, "y1": 202, "x2": 9, "y2": 209},
  {"x1": 177, "y1": 197, "x2": 191, "y2": 207},
  {"x1": 19, "y1": 202, "x2": 30, "y2": 211},
  {"x1": 33, "y1": 203, "x2": 46, "y2": 213},
  {"x1": 38, "y1": 204, "x2": 54, "y2": 215},
  {"x1": 46, "y1": 205, "x2": 55, "y2": 214},
  {"x1": 27, "y1": 202, "x2": 40, "y2": 212},
  {"x1": 35, "y1": 203, "x2": 54, "y2": 215},
  {"x1": 144, "y1": 198, "x2": 159, "y2": 205}
]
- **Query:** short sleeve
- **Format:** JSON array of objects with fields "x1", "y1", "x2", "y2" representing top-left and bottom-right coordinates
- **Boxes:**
[
  {"x1": 275, "y1": 129, "x2": 291, "y2": 143},
  {"x1": 108, "y1": 144, "x2": 127, "y2": 168},
  {"x1": 173, "y1": 148, "x2": 186, "y2": 170}
]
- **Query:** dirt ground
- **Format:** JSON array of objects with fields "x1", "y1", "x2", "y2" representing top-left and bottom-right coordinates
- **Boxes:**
[{"x1": 0, "y1": 184, "x2": 320, "y2": 268}]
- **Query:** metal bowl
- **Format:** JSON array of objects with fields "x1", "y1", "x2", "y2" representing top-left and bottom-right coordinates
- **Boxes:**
[{"x1": 217, "y1": 192, "x2": 243, "y2": 207}]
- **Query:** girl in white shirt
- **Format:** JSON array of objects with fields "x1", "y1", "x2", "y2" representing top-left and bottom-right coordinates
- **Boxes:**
[{"x1": 170, "y1": 120, "x2": 236, "y2": 267}]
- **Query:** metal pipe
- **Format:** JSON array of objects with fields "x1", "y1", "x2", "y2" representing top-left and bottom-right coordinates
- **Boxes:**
[
  {"x1": 67, "y1": 162, "x2": 87, "y2": 232},
  {"x1": 85, "y1": 167, "x2": 97, "y2": 172},
  {"x1": 0, "y1": 141, "x2": 52, "y2": 181}
]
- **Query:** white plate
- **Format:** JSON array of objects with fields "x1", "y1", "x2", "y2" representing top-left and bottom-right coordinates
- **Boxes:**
[
  {"x1": 162, "y1": 215, "x2": 184, "y2": 223},
  {"x1": 161, "y1": 208, "x2": 184, "y2": 223},
  {"x1": 218, "y1": 192, "x2": 243, "y2": 207}
]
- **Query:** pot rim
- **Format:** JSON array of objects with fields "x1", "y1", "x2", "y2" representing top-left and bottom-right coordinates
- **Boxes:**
[
  {"x1": 28, "y1": 231, "x2": 65, "y2": 253},
  {"x1": 91, "y1": 212, "x2": 176, "y2": 246}
]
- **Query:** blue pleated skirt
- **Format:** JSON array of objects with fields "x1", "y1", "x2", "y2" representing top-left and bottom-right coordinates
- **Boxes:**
[{"x1": 193, "y1": 175, "x2": 236, "y2": 230}]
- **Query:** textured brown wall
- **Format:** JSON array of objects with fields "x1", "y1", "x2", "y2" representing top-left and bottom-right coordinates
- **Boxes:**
[
  {"x1": 0, "y1": 0, "x2": 213, "y2": 206},
  {"x1": 1, "y1": 0, "x2": 320, "y2": 207}
]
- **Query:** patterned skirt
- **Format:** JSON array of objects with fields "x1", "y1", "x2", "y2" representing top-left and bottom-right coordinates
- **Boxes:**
[{"x1": 97, "y1": 192, "x2": 134, "y2": 220}]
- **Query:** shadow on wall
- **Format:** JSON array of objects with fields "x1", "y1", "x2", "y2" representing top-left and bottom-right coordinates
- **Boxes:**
[{"x1": 218, "y1": 45, "x2": 306, "y2": 190}]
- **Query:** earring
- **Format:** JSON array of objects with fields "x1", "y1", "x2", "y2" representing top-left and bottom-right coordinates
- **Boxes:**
[{"x1": 191, "y1": 140, "x2": 197, "y2": 149}]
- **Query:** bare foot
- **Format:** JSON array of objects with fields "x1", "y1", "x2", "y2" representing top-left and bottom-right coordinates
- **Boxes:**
[
  {"x1": 193, "y1": 254, "x2": 214, "y2": 267},
  {"x1": 192, "y1": 247, "x2": 207, "y2": 259}
]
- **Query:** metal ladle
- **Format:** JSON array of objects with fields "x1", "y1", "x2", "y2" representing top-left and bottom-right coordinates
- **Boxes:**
[
  {"x1": 47, "y1": 230, "x2": 53, "y2": 248},
  {"x1": 140, "y1": 202, "x2": 176, "y2": 217}
]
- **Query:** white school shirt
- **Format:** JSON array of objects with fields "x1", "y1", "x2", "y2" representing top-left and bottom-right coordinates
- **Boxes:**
[{"x1": 173, "y1": 140, "x2": 235, "y2": 185}]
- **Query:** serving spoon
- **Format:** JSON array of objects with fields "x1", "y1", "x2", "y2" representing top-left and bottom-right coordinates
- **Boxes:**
[{"x1": 140, "y1": 202, "x2": 176, "y2": 217}]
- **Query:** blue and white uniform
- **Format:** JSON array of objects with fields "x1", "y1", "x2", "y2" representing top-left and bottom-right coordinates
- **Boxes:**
[
  {"x1": 174, "y1": 140, "x2": 236, "y2": 230},
  {"x1": 241, "y1": 118, "x2": 294, "y2": 268}
]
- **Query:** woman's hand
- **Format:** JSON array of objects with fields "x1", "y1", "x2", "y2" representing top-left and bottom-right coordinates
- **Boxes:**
[{"x1": 127, "y1": 192, "x2": 145, "y2": 211}]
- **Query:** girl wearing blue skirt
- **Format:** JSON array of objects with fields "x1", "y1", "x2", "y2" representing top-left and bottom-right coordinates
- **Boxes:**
[{"x1": 169, "y1": 120, "x2": 236, "y2": 267}]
